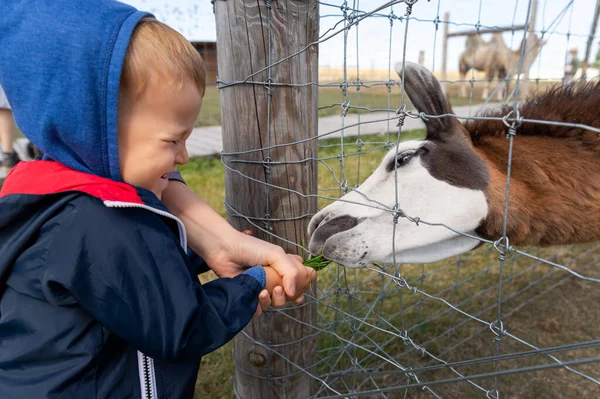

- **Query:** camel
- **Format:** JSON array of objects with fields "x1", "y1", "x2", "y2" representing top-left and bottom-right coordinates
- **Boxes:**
[
  {"x1": 308, "y1": 62, "x2": 600, "y2": 268},
  {"x1": 458, "y1": 32, "x2": 543, "y2": 100}
]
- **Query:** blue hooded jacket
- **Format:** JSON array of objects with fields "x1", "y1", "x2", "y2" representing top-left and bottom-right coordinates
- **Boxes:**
[{"x1": 0, "y1": 1, "x2": 265, "y2": 398}]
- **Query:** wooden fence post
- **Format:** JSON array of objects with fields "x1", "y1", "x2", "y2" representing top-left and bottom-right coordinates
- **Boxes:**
[{"x1": 214, "y1": 0, "x2": 319, "y2": 397}]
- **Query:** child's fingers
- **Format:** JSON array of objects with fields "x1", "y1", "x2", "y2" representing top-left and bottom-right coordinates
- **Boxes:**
[
  {"x1": 293, "y1": 295, "x2": 305, "y2": 306},
  {"x1": 259, "y1": 289, "x2": 271, "y2": 308},
  {"x1": 254, "y1": 289, "x2": 271, "y2": 318},
  {"x1": 272, "y1": 286, "x2": 286, "y2": 308}
]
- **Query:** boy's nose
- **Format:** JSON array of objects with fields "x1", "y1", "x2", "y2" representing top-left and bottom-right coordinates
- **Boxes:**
[{"x1": 176, "y1": 146, "x2": 189, "y2": 165}]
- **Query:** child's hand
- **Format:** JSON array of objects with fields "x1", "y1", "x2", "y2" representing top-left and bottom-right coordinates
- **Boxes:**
[
  {"x1": 240, "y1": 230, "x2": 314, "y2": 300},
  {"x1": 254, "y1": 286, "x2": 286, "y2": 318},
  {"x1": 253, "y1": 263, "x2": 316, "y2": 317},
  {"x1": 248, "y1": 255, "x2": 317, "y2": 318},
  {"x1": 264, "y1": 264, "x2": 316, "y2": 303}
]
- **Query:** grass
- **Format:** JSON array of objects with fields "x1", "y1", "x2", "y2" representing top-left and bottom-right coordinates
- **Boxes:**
[{"x1": 181, "y1": 131, "x2": 600, "y2": 398}]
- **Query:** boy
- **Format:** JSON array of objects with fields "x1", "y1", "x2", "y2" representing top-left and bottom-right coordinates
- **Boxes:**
[
  {"x1": 0, "y1": 2, "x2": 315, "y2": 399},
  {"x1": 0, "y1": 83, "x2": 19, "y2": 179}
]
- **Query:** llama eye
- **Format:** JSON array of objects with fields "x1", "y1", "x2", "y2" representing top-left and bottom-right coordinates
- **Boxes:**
[{"x1": 396, "y1": 152, "x2": 414, "y2": 167}]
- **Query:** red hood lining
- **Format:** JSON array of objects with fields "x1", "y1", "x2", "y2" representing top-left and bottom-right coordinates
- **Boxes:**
[{"x1": 0, "y1": 161, "x2": 144, "y2": 204}]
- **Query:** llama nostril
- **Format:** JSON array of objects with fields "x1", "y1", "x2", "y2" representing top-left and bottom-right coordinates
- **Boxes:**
[
  {"x1": 311, "y1": 215, "x2": 359, "y2": 244},
  {"x1": 308, "y1": 213, "x2": 324, "y2": 236},
  {"x1": 309, "y1": 214, "x2": 359, "y2": 255},
  {"x1": 309, "y1": 212, "x2": 336, "y2": 236}
]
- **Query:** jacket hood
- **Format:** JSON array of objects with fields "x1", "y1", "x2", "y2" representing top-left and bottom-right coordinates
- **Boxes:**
[{"x1": 0, "y1": 0, "x2": 151, "y2": 181}]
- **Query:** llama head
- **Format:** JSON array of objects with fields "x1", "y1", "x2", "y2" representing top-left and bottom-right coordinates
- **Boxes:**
[{"x1": 307, "y1": 63, "x2": 490, "y2": 268}]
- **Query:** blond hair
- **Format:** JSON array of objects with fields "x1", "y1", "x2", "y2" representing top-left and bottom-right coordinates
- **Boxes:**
[{"x1": 121, "y1": 17, "x2": 206, "y2": 101}]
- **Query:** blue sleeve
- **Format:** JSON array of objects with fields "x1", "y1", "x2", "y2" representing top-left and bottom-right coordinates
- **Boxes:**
[
  {"x1": 41, "y1": 199, "x2": 263, "y2": 361},
  {"x1": 243, "y1": 265, "x2": 266, "y2": 288}
]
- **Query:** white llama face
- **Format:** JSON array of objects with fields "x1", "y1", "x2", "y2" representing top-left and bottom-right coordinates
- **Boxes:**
[
  {"x1": 307, "y1": 140, "x2": 488, "y2": 267},
  {"x1": 307, "y1": 62, "x2": 490, "y2": 267}
]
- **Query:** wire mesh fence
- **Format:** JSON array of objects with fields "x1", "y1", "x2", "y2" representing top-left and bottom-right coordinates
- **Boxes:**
[{"x1": 214, "y1": 0, "x2": 600, "y2": 397}]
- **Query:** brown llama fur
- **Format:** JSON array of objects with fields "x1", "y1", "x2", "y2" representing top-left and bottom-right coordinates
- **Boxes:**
[{"x1": 465, "y1": 81, "x2": 600, "y2": 246}]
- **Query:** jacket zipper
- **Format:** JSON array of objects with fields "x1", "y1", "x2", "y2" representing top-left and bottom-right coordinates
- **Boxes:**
[
  {"x1": 103, "y1": 200, "x2": 187, "y2": 248},
  {"x1": 137, "y1": 351, "x2": 157, "y2": 399},
  {"x1": 106, "y1": 200, "x2": 188, "y2": 399}
]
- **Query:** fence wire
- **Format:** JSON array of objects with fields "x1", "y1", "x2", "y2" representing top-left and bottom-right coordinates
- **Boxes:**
[{"x1": 215, "y1": 0, "x2": 600, "y2": 397}]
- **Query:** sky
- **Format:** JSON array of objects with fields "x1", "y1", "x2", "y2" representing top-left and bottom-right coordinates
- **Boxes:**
[{"x1": 121, "y1": 0, "x2": 600, "y2": 79}]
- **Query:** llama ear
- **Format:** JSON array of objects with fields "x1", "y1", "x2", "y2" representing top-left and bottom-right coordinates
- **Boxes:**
[{"x1": 395, "y1": 62, "x2": 456, "y2": 141}]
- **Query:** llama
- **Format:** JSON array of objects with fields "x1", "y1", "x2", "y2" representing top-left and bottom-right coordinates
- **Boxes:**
[
  {"x1": 308, "y1": 62, "x2": 600, "y2": 268},
  {"x1": 458, "y1": 32, "x2": 543, "y2": 100}
]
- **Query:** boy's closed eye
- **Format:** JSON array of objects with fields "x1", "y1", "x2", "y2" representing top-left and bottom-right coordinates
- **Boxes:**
[
  {"x1": 168, "y1": 131, "x2": 190, "y2": 145},
  {"x1": 177, "y1": 130, "x2": 192, "y2": 142}
]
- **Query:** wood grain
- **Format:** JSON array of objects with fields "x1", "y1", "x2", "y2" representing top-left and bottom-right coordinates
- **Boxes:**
[{"x1": 215, "y1": 0, "x2": 319, "y2": 397}]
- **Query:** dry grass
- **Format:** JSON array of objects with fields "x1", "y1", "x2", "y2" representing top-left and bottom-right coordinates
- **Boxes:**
[
  {"x1": 313, "y1": 246, "x2": 600, "y2": 398},
  {"x1": 318, "y1": 68, "x2": 464, "y2": 82},
  {"x1": 196, "y1": 69, "x2": 562, "y2": 129},
  {"x1": 181, "y1": 131, "x2": 600, "y2": 398}
]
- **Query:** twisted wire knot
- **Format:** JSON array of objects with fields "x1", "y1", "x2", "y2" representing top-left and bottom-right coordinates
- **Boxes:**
[
  {"x1": 393, "y1": 273, "x2": 418, "y2": 294},
  {"x1": 340, "y1": 179, "x2": 349, "y2": 193},
  {"x1": 502, "y1": 109, "x2": 523, "y2": 138},
  {"x1": 341, "y1": 100, "x2": 351, "y2": 117},
  {"x1": 493, "y1": 236, "x2": 511, "y2": 262},
  {"x1": 388, "y1": 11, "x2": 396, "y2": 26},
  {"x1": 385, "y1": 79, "x2": 395, "y2": 92},
  {"x1": 339, "y1": 80, "x2": 348, "y2": 97},
  {"x1": 486, "y1": 389, "x2": 500, "y2": 399},
  {"x1": 340, "y1": 1, "x2": 349, "y2": 17},
  {"x1": 396, "y1": 105, "x2": 407, "y2": 128},
  {"x1": 489, "y1": 320, "x2": 508, "y2": 342},
  {"x1": 263, "y1": 213, "x2": 272, "y2": 231},
  {"x1": 263, "y1": 77, "x2": 275, "y2": 96},
  {"x1": 263, "y1": 157, "x2": 273, "y2": 175},
  {"x1": 392, "y1": 205, "x2": 403, "y2": 224}
]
